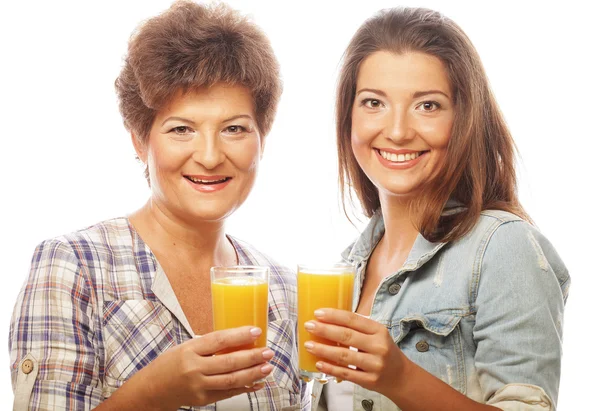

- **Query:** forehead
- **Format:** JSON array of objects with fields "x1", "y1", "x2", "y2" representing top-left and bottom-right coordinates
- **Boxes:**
[
  {"x1": 159, "y1": 83, "x2": 256, "y2": 118},
  {"x1": 356, "y1": 51, "x2": 451, "y2": 95}
]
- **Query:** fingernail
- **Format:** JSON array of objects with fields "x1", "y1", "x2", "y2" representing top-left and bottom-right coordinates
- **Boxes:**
[
  {"x1": 304, "y1": 342, "x2": 314, "y2": 350},
  {"x1": 261, "y1": 363, "x2": 274, "y2": 374},
  {"x1": 316, "y1": 361, "x2": 324, "y2": 370},
  {"x1": 250, "y1": 327, "x2": 262, "y2": 337},
  {"x1": 304, "y1": 321, "x2": 316, "y2": 330},
  {"x1": 252, "y1": 383, "x2": 265, "y2": 391},
  {"x1": 262, "y1": 349, "x2": 274, "y2": 360},
  {"x1": 314, "y1": 309, "x2": 325, "y2": 318}
]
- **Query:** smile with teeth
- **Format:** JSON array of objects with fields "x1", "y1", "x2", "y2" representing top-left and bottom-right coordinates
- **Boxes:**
[
  {"x1": 185, "y1": 176, "x2": 231, "y2": 185},
  {"x1": 377, "y1": 149, "x2": 424, "y2": 163}
]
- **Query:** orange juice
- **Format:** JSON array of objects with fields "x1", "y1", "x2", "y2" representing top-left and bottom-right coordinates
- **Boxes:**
[
  {"x1": 298, "y1": 270, "x2": 354, "y2": 373},
  {"x1": 211, "y1": 276, "x2": 269, "y2": 352}
]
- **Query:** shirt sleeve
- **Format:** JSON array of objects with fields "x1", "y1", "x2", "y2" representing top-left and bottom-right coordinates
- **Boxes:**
[
  {"x1": 9, "y1": 239, "x2": 103, "y2": 410},
  {"x1": 472, "y1": 220, "x2": 570, "y2": 410}
]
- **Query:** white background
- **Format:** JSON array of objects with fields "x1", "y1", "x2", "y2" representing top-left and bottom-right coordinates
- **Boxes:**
[{"x1": 0, "y1": 0, "x2": 598, "y2": 408}]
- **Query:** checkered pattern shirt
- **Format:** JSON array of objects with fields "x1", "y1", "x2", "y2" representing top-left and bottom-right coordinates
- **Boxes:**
[{"x1": 9, "y1": 218, "x2": 307, "y2": 410}]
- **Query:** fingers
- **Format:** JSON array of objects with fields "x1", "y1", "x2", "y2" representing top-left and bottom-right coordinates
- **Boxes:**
[
  {"x1": 304, "y1": 320, "x2": 373, "y2": 352},
  {"x1": 314, "y1": 309, "x2": 380, "y2": 334},
  {"x1": 313, "y1": 360, "x2": 372, "y2": 387},
  {"x1": 304, "y1": 341, "x2": 381, "y2": 373},
  {"x1": 191, "y1": 326, "x2": 265, "y2": 356},
  {"x1": 202, "y1": 347, "x2": 275, "y2": 375},
  {"x1": 202, "y1": 362, "x2": 274, "y2": 391}
]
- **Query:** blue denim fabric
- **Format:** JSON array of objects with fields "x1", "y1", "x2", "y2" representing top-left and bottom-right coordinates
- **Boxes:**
[{"x1": 312, "y1": 208, "x2": 569, "y2": 411}]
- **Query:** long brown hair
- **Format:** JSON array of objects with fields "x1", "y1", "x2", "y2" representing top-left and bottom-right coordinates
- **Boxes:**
[{"x1": 337, "y1": 7, "x2": 529, "y2": 243}]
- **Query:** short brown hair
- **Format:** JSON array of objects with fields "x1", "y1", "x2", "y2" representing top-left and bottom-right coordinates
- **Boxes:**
[
  {"x1": 115, "y1": 0, "x2": 282, "y2": 145},
  {"x1": 337, "y1": 7, "x2": 528, "y2": 243}
]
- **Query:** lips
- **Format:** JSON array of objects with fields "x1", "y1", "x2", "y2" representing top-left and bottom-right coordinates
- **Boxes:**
[
  {"x1": 184, "y1": 175, "x2": 231, "y2": 185},
  {"x1": 183, "y1": 174, "x2": 232, "y2": 193},
  {"x1": 374, "y1": 148, "x2": 428, "y2": 169}
]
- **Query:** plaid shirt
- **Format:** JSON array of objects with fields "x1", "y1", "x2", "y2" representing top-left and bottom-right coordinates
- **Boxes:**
[{"x1": 9, "y1": 218, "x2": 307, "y2": 410}]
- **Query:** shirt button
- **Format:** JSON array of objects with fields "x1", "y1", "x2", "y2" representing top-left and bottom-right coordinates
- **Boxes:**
[
  {"x1": 21, "y1": 359, "x2": 34, "y2": 374},
  {"x1": 361, "y1": 399, "x2": 374, "y2": 411},
  {"x1": 388, "y1": 283, "x2": 401, "y2": 295},
  {"x1": 416, "y1": 340, "x2": 430, "y2": 352}
]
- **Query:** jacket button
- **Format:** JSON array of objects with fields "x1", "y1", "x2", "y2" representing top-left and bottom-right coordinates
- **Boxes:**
[
  {"x1": 21, "y1": 359, "x2": 34, "y2": 374},
  {"x1": 361, "y1": 399, "x2": 374, "y2": 411},
  {"x1": 388, "y1": 283, "x2": 401, "y2": 295},
  {"x1": 416, "y1": 340, "x2": 430, "y2": 352}
]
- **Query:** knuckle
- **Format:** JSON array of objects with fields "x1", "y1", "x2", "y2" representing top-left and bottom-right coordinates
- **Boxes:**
[
  {"x1": 223, "y1": 353, "x2": 237, "y2": 370},
  {"x1": 340, "y1": 368, "x2": 351, "y2": 380},
  {"x1": 214, "y1": 333, "x2": 227, "y2": 347},
  {"x1": 340, "y1": 329, "x2": 353, "y2": 344},
  {"x1": 224, "y1": 373, "x2": 237, "y2": 389},
  {"x1": 372, "y1": 358, "x2": 384, "y2": 372},
  {"x1": 338, "y1": 349, "x2": 350, "y2": 364}
]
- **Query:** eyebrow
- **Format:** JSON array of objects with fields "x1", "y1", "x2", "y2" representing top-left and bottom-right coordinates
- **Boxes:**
[
  {"x1": 356, "y1": 88, "x2": 450, "y2": 99},
  {"x1": 161, "y1": 116, "x2": 195, "y2": 126},
  {"x1": 222, "y1": 114, "x2": 253, "y2": 123},
  {"x1": 161, "y1": 114, "x2": 254, "y2": 127}
]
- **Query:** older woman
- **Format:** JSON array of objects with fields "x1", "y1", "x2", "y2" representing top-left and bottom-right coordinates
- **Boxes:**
[
  {"x1": 9, "y1": 2, "x2": 303, "y2": 410},
  {"x1": 304, "y1": 7, "x2": 569, "y2": 411}
]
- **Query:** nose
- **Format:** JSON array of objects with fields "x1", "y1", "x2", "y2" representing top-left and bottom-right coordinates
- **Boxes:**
[
  {"x1": 386, "y1": 109, "x2": 414, "y2": 143},
  {"x1": 191, "y1": 133, "x2": 225, "y2": 170}
]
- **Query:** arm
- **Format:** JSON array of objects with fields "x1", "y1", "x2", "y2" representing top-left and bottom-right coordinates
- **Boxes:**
[
  {"x1": 95, "y1": 328, "x2": 274, "y2": 410},
  {"x1": 305, "y1": 221, "x2": 568, "y2": 410},
  {"x1": 9, "y1": 240, "x2": 275, "y2": 410},
  {"x1": 304, "y1": 310, "x2": 499, "y2": 411},
  {"x1": 9, "y1": 240, "x2": 104, "y2": 410},
  {"x1": 472, "y1": 221, "x2": 568, "y2": 409}
]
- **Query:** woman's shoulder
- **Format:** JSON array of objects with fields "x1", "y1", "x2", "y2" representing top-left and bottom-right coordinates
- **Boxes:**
[
  {"x1": 35, "y1": 217, "x2": 135, "y2": 264},
  {"x1": 474, "y1": 210, "x2": 570, "y2": 294}
]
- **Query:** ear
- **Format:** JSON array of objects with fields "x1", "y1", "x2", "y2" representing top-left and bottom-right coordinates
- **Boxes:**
[{"x1": 131, "y1": 132, "x2": 148, "y2": 163}]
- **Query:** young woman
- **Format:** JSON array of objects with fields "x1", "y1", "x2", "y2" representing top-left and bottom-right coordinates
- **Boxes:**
[
  {"x1": 304, "y1": 7, "x2": 569, "y2": 411},
  {"x1": 9, "y1": 2, "x2": 304, "y2": 410}
]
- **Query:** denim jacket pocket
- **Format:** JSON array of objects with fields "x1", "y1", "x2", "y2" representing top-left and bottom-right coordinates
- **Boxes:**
[
  {"x1": 102, "y1": 300, "x2": 175, "y2": 397},
  {"x1": 391, "y1": 311, "x2": 466, "y2": 393}
]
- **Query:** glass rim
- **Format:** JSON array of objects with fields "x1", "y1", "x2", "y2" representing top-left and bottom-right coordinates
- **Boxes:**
[
  {"x1": 297, "y1": 262, "x2": 355, "y2": 274},
  {"x1": 210, "y1": 265, "x2": 270, "y2": 275}
]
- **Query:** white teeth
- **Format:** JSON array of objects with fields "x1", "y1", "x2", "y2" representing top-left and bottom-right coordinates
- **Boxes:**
[
  {"x1": 187, "y1": 176, "x2": 228, "y2": 184},
  {"x1": 379, "y1": 150, "x2": 421, "y2": 163}
]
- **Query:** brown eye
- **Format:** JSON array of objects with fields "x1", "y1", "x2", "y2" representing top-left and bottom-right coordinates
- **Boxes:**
[
  {"x1": 364, "y1": 99, "x2": 382, "y2": 109},
  {"x1": 172, "y1": 126, "x2": 191, "y2": 134},
  {"x1": 225, "y1": 125, "x2": 247, "y2": 134},
  {"x1": 418, "y1": 101, "x2": 440, "y2": 112}
]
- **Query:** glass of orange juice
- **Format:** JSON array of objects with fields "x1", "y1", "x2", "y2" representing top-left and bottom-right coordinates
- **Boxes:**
[
  {"x1": 211, "y1": 266, "x2": 269, "y2": 353},
  {"x1": 298, "y1": 263, "x2": 355, "y2": 383}
]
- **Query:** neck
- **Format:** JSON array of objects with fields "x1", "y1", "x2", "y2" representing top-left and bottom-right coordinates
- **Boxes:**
[
  {"x1": 129, "y1": 199, "x2": 237, "y2": 268},
  {"x1": 378, "y1": 194, "x2": 420, "y2": 257}
]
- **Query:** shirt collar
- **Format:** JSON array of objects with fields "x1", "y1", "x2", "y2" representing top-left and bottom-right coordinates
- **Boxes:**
[{"x1": 342, "y1": 200, "x2": 463, "y2": 268}]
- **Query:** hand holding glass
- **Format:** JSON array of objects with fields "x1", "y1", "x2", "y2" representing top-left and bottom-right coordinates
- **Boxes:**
[{"x1": 298, "y1": 263, "x2": 355, "y2": 383}]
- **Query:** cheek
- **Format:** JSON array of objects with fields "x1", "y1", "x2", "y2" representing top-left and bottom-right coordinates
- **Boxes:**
[
  {"x1": 228, "y1": 138, "x2": 261, "y2": 172},
  {"x1": 420, "y1": 118, "x2": 453, "y2": 149},
  {"x1": 351, "y1": 110, "x2": 381, "y2": 145}
]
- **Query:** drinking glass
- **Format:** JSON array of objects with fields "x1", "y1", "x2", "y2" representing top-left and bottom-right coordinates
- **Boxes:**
[
  {"x1": 297, "y1": 263, "x2": 355, "y2": 383},
  {"x1": 211, "y1": 266, "x2": 270, "y2": 353}
]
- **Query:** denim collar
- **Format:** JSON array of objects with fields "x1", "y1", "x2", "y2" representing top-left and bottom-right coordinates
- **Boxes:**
[{"x1": 342, "y1": 200, "x2": 464, "y2": 271}]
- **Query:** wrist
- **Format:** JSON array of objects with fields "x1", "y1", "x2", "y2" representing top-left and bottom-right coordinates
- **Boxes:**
[{"x1": 388, "y1": 351, "x2": 415, "y2": 405}]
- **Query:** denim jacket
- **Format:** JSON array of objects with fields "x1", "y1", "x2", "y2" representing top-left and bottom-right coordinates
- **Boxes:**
[{"x1": 312, "y1": 208, "x2": 570, "y2": 411}]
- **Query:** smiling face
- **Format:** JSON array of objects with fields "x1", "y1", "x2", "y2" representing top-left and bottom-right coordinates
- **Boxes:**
[
  {"x1": 351, "y1": 51, "x2": 455, "y2": 202},
  {"x1": 133, "y1": 83, "x2": 262, "y2": 224}
]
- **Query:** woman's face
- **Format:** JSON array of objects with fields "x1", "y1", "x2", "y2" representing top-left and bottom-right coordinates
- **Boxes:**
[
  {"x1": 351, "y1": 51, "x2": 454, "y2": 201},
  {"x1": 135, "y1": 83, "x2": 262, "y2": 223}
]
